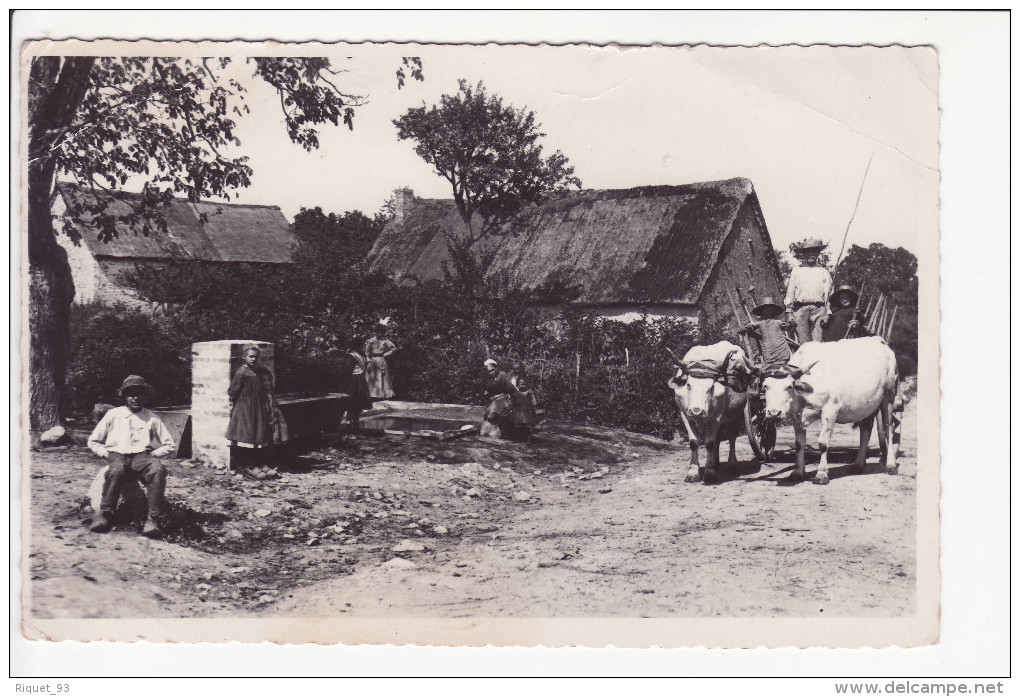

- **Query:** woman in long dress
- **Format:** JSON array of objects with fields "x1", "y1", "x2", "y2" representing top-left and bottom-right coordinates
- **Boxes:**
[
  {"x1": 338, "y1": 336, "x2": 373, "y2": 440},
  {"x1": 225, "y1": 344, "x2": 279, "y2": 480},
  {"x1": 364, "y1": 326, "x2": 397, "y2": 400}
]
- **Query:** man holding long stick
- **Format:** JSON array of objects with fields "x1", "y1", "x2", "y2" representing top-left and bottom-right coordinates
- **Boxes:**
[
  {"x1": 822, "y1": 285, "x2": 871, "y2": 342},
  {"x1": 785, "y1": 238, "x2": 833, "y2": 344}
]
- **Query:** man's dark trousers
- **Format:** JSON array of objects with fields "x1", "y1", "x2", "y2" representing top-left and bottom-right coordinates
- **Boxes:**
[{"x1": 101, "y1": 452, "x2": 168, "y2": 520}]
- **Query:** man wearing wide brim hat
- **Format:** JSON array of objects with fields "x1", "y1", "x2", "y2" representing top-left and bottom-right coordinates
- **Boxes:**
[
  {"x1": 784, "y1": 238, "x2": 833, "y2": 343},
  {"x1": 739, "y1": 296, "x2": 794, "y2": 364},
  {"x1": 87, "y1": 375, "x2": 175, "y2": 536},
  {"x1": 117, "y1": 374, "x2": 156, "y2": 399},
  {"x1": 822, "y1": 285, "x2": 872, "y2": 342},
  {"x1": 795, "y1": 237, "x2": 827, "y2": 255}
]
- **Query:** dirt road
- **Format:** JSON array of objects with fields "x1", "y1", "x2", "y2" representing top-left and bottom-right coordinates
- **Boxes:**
[{"x1": 25, "y1": 400, "x2": 916, "y2": 620}]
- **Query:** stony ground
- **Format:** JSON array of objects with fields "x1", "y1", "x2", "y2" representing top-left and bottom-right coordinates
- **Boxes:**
[{"x1": 24, "y1": 400, "x2": 916, "y2": 619}]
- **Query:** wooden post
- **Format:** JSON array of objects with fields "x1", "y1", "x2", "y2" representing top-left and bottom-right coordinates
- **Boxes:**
[{"x1": 625, "y1": 347, "x2": 630, "y2": 366}]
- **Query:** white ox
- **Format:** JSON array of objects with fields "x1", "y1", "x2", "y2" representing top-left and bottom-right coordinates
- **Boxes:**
[
  {"x1": 667, "y1": 341, "x2": 751, "y2": 483},
  {"x1": 761, "y1": 336, "x2": 899, "y2": 485}
]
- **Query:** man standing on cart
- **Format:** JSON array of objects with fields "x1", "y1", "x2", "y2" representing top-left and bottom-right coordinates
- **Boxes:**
[{"x1": 784, "y1": 238, "x2": 833, "y2": 344}]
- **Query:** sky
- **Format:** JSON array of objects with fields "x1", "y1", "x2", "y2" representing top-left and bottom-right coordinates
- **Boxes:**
[{"x1": 130, "y1": 44, "x2": 939, "y2": 257}]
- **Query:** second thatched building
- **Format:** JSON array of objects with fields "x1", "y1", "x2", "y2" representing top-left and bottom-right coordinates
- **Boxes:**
[{"x1": 367, "y1": 177, "x2": 785, "y2": 328}]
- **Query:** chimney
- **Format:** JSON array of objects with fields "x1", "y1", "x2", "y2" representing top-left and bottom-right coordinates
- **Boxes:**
[{"x1": 392, "y1": 187, "x2": 415, "y2": 224}]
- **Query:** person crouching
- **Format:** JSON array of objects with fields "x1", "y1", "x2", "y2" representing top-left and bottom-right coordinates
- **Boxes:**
[
  {"x1": 482, "y1": 359, "x2": 537, "y2": 444},
  {"x1": 87, "y1": 375, "x2": 176, "y2": 537}
]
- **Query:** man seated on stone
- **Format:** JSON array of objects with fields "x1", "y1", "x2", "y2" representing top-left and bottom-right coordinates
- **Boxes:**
[{"x1": 87, "y1": 375, "x2": 175, "y2": 537}]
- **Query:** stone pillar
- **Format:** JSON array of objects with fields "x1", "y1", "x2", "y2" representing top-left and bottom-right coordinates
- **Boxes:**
[{"x1": 191, "y1": 340, "x2": 274, "y2": 469}]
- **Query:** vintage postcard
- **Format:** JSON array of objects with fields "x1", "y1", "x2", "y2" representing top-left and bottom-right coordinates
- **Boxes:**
[{"x1": 18, "y1": 38, "x2": 940, "y2": 648}]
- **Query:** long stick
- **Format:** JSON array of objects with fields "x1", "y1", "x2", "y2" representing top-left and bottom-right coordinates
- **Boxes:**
[
  {"x1": 880, "y1": 303, "x2": 894, "y2": 340},
  {"x1": 726, "y1": 290, "x2": 755, "y2": 359},
  {"x1": 885, "y1": 305, "x2": 899, "y2": 342},
  {"x1": 868, "y1": 297, "x2": 882, "y2": 334},
  {"x1": 734, "y1": 286, "x2": 756, "y2": 324},
  {"x1": 834, "y1": 151, "x2": 875, "y2": 269},
  {"x1": 868, "y1": 293, "x2": 886, "y2": 334},
  {"x1": 875, "y1": 302, "x2": 889, "y2": 338},
  {"x1": 844, "y1": 281, "x2": 867, "y2": 339}
]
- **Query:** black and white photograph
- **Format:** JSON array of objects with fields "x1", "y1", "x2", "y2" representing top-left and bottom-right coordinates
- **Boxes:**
[{"x1": 18, "y1": 35, "x2": 943, "y2": 650}]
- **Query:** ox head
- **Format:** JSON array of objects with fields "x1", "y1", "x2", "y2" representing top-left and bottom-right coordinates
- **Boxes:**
[
  {"x1": 761, "y1": 361, "x2": 818, "y2": 420},
  {"x1": 667, "y1": 350, "x2": 736, "y2": 421}
]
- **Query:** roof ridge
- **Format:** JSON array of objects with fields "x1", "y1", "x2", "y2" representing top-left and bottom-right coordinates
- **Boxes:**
[
  {"x1": 369, "y1": 177, "x2": 764, "y2": 305},
  {"x1": 56, "y1": 181, "x2": 283, "y2": 211},
  {"x1": 391, "y1": 177, "x2": 754, "y2": 209}
]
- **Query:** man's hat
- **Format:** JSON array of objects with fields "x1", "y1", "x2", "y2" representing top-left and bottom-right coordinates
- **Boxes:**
[
  {"x1": 796, "y1": 237, "x2": 827, "y2": 253},
  {"x1": 829, "y1": 285, "x2": 859, "y2": 306},
  {"x1": 752, "y1": 296, "x2": 785, "y2": 318},
  {"x1": 118, "y1": 375, "x2": 155, "y2": 398},
  {"x1": 483, "y1": 358, "x2": 498, "y2": 368}
]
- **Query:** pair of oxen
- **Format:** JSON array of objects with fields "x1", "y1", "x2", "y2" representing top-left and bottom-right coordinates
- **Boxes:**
[{"x1": 667, "y1": 336, "x2": 901, "y2": 485}]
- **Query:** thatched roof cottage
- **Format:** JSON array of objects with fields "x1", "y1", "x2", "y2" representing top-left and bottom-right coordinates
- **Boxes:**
[
  {"x1": 53, "y1": 183, "x2": 294, "y2": 310},
  {"x1": 367, "y1": 177, "x2": 784, "y2": 326}
]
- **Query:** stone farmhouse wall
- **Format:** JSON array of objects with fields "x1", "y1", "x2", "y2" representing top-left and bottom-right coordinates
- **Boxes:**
[{"x1": 699, "y1": 197, "x2": 785, "y2": 332}]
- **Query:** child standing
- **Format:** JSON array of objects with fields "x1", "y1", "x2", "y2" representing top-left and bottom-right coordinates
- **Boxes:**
[
  {"x1": 87, "y1": 375, "x2": 175, "y2": 537},
  {"x1": 739, "y1": 296, "x2": 794, "y2": 364}
]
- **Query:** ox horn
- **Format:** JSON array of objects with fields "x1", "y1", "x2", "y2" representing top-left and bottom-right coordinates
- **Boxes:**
[
  {"x1": 663, "y1": 346, "x2": 684, "y2": 368},
  {"x1": 791, "y1": 360, "x2": 819, "y2": 380}
]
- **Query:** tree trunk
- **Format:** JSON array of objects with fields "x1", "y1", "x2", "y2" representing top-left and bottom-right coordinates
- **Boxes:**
[
  {"x1": 28, "y1": 177, "x2": 74, "y2": 431},
  {"x1": 26, "y1": 56, "x2": 94, "y2": 431}
]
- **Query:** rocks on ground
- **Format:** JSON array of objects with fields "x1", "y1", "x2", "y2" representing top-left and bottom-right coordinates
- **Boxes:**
[
  {"x1": 382, "y1": 558, "x2": 418, "y2": 570},
  {"x1": 392, "y1": 539, "x2": 426, "y2": 553},
  {"x1": 40, "y1": 425, "x2": 70, "y2": 446}
]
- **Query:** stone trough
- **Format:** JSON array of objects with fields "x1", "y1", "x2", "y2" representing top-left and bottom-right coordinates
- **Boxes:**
[
  {"x1": 151, "y1": 341, "x2": 489, "y2": 468},
  {"x1": 359, "y1": 401, "x2": 483, "y2": 441}
]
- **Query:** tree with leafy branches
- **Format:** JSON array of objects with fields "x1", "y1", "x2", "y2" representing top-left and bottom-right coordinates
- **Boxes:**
[
  {"x1": 393, "y1": 79, "x2": 581, "y2": 248},
  {"x1": 26, "y1": 54, "x2": 422, "y2": 431},
  {"x1": 833, "y1": 242, "x2": 918, "y2": 375}
]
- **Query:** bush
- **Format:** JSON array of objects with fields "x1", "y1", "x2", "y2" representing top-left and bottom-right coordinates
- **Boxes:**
[
  {"x1": 66, "y1": 302, "x2": 190, "y2": 411},
  {"x1": 67, "y1": 292, "x2": 703, "y2": 440}
]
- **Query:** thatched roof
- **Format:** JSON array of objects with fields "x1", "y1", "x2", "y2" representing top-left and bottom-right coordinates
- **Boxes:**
[
  {"x1": 55, "y1": 182, "x2": 293, "y2": 264},
  {"x1": 367, "y1": 177, "x2": 775, "y2": 305}
]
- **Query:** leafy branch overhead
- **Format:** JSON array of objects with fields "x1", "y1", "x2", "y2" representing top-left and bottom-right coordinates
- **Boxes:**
[
  {"x1": 393, "y1": 79, "x2": 581, "y2": 245},
  {"x1": 33, "y1": 56, "x2": 424, "y2": 245},
  {"x1": 26, "y1": 53, "x2": 422, "y2": 429}
]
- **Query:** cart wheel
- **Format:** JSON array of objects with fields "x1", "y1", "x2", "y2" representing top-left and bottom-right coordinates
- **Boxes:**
[{"x1": 745, "y1": 396, "x2": 776, "y2": 462}]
